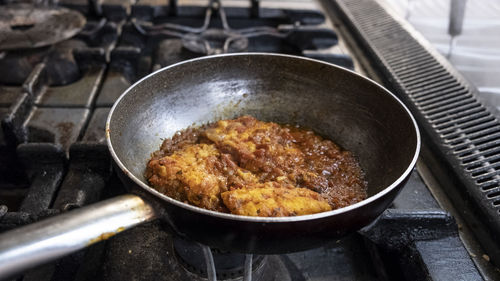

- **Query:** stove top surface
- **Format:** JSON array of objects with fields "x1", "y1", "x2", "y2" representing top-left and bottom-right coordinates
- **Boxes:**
[{"x1": 0, "y1": 0, "x2": 487, "y2": 280}]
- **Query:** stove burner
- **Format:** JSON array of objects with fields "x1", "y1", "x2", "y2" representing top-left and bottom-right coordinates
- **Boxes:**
[
  {"x1": 100, "y1": 222, "x2": 292, "y2": 281},
  {"x1": 132, "y1": 0, "x2": 291, "y2": 55},
  {"x1": 0, "y1": 4, "x2": 86, "y2": 51},
  {"x1": 173, "y1": 238, "x2": 266, "y2": 280},
  {"x1": 182, "y1": 29, "x2": 248, "y2": 55}
]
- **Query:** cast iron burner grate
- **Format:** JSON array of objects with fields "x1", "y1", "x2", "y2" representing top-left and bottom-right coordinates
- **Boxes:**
[{"x1": 132, "y1": 0, "x2": 299, "y2": 55}]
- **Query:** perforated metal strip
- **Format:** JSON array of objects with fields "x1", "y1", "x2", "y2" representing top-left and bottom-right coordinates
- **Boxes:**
[{"x1": 330, "y1": 0, "x2": 500, "y2": 244}]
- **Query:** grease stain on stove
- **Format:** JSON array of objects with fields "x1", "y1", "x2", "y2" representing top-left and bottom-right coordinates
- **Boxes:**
[{"x1": 56, "y1": 121, "x2": 74, "y2": 148}]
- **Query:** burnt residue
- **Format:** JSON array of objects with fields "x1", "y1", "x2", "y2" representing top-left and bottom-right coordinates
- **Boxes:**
[
  {"x1": 16, "y1": 143, "x2": 66, "y2": 214},
  {"x1": 51, "y1": 142, "x2": 112, "y2": 210},
  {"x1": 88, "y1": 227, "x2": 126, "y2": 245},
  {"x1": 24, "y1": 107, "x2": 90, "y2": 152},
  {"x1": 56, "y1": 122, "x2": 75, "y2": 148}
]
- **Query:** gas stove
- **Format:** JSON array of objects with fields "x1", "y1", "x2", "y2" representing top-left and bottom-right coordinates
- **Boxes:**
[{"x1": 0, "y1": 0, "x2": 498, "y2": 280}]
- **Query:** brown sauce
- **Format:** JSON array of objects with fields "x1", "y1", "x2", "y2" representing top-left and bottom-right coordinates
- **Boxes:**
[{"x1": 145, "y1": 115, "x2": 367, "y2": 217}]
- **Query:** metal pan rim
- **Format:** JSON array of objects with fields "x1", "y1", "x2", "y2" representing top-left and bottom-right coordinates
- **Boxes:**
[{"x1": 106, "y1": 52, "x2": 421, "y2": 223}]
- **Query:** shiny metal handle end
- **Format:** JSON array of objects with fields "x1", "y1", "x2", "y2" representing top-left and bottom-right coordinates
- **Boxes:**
[{"x1": 0, "y1": 194, "x2": 156, "y2": 279}]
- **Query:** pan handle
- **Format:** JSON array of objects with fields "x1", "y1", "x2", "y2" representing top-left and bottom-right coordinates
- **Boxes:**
[{"x1": 0, "y1": 194, "x2": 156, "y2": 279}]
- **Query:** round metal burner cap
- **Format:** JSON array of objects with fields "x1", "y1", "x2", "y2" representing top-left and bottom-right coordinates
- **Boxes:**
[{"x1": 0, "y1": 4, "x2": 86, "y2": 51}]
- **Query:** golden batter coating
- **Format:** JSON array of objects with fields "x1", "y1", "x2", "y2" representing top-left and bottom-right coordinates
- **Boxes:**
[
  {"x1": 145, "y1": 115, "x2": 367, "y2": 217},
  {"x1": 146, "y1": 144, "x2": 227, "y2": 211},
  {"x1": 204, "y1": 116, "x2": 304, "y2": 183},
  {"x1": 221, "y1": 182, "x2": 332, "y2": 217}
]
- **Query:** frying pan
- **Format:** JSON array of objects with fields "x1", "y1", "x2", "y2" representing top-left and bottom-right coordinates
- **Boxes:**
[{"x1": 0, "y1": 53, "x2": 420, "y2": 278}]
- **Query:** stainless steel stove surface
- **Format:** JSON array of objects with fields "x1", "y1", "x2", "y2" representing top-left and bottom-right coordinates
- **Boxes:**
[{"x1": 0, "y1": 0, "x2": 497, "y2": 280}]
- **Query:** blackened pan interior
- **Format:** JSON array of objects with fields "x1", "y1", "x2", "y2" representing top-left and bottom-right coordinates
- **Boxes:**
[{"x1": 107, "y1": 53, "x2": 420, "y2": 222}]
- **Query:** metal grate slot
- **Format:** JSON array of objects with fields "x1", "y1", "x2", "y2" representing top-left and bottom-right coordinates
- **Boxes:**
[
  {"x1": 450, "y1": 132, "x2": 500, "y2": 149},
  {"x1": 424, "y1": 99, "x2": 476, "y2": 116},
  {"x1": 475, "y1": 174, "x2": 500, "y2": 184},
  {"x1": 467, "y1": 163, "x2": 487, "y2": 171},
  {"x1": 465, "y1": 154, "x2": 500, "y2": 169},
  {"x1": 396, "y1": 59, "x2": 437, "y2": 72},
  {"x1": 443, "y1": 122, "x2": 494, "y2": 138},
  {"x1": 385, "y1": 48, "x2": 428, "y2": 61},
  {"x1": 383, "y1": 44, "x2": 427, "y2": 56},
  {"x1": 420, "y1": 94, "x2": 472, "y2": 112},
  {"x1": 420, "y1": 84, "x2": 465, "y2": 97},
  {"x1": 391, "y1": 53, "x2": 434, "y2": 69},
  {"x1": 481, "y1": 182, "x2": 499, "y2": 191},
  {"x1": 445, "y1": 125, "x2": 500, "y2": 141},
  {"x1": 405, "y1": 76, "x2": 455, "y2": 91},
  {"x1": 398, "y1": 65, "x2": 445, "y2": 80},
  {"x1": 418, "y1": 91, "x2": 469, "y2": 107},
  {"x1": 470, "y1": 164, "x2": 500, "y2": 177},
  {"x1": 427, "y1": 103, "x2": 481, "y2": 120},
  {"x1": 332, "y1": 0, "x2": 500, "y2": 263},
  {"x1": 455, "y1": 141, "x2": 500, "y2": 155},
  {"x1": 490, "y1": 157, "x2": 500, "y2": 165},
  {"x1": 437, "y1": 114, "x2": 493, "y2": 134},
  {"x1": 433, "y1": 107, "x2": 485, "y2": 127},
  {"x1": 487, "y1": 190, "x2": 500, "y2": 199},
  {"x1": 411, "y1": 80, "x2": 461, "y2": 98},
  {"x1": 461, "y1": 134, "x2": 500, "y2": 148},
  {"x1": 372, "y1": 25, "x2": 403, "y2": 37},
  {"x1": 462, "y1": 153, "x2": 500, "y2": 167}
]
